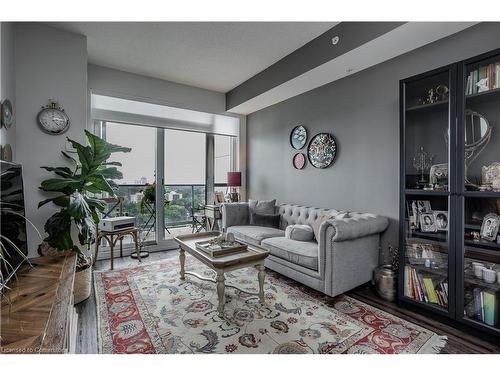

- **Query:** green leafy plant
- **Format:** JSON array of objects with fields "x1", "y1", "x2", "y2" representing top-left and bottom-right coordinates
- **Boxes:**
[
  {"x1": 38, "y1": 130, "x2": 131, "y2": 266},
  {"x1": 139, "y1": 183, "x2": 156, "y2": 214}
]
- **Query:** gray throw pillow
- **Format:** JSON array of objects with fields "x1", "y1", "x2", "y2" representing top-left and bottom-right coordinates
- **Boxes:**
[
  {"x1": 249, "y1": 199, "x2": 276, "y2": 225},
  {"x1": 285, "y1": 224, "x2": 314, "y2": 241},
  {"x1": 250, "y1": 212, "x2": 280, "y2": 228}
]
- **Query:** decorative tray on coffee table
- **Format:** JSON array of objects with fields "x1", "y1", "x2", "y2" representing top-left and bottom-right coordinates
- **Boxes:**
[{"x1": 195, "y1": 239, "x2": 247, "y2": 258}]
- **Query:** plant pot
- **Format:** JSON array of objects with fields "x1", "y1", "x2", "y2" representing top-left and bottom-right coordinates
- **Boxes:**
[{"x1": 74, "y1": 266, "x2": 92, "y2": 304}]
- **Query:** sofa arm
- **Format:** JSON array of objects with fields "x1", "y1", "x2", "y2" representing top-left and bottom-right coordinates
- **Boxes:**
[
  {"x1": 221, "y1": 202, "x2": 250, "y2": 230},
  {"x1": 322, "y1": 213, "x2": 389, "y2": 243}
]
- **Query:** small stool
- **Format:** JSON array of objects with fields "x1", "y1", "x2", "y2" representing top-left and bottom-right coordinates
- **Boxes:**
[{"x1": 93, "y1": 227, "x2": 141, "y2": 270}]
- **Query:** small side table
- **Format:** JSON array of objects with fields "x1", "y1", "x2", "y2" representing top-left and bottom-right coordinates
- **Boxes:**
[
  {"x1": 204, "y1": 204, "x2": 222, "y2": 231},
  {"x1": 93, "y1": 227, "x2": 141, "y2": 270}
]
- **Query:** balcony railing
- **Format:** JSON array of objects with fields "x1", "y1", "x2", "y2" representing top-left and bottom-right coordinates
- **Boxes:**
[
  {"x1": 101, "y1": 183, "x2": 226, "y2": 246},
  {"x1": 114, "y1": 183, "x2": 206, "y2": 227}
]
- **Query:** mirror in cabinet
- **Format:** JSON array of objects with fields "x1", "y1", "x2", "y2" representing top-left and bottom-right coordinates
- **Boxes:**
[
  {"x1": 462, "y1": 196, "x2": 500, "y2": 330},
  {"x1": 404, "y1": 70, "x2": 451, "y2": 191},
  {"x1": 403, "y1": 194, "x2": 450, "y2": 311}
]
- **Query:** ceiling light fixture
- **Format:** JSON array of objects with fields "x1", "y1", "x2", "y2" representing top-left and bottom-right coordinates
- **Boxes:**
[{"x1": 331, "y1": 36, "x2": 340, "y2": 45}]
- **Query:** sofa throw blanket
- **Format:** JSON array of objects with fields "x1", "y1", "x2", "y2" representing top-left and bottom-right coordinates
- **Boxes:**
[{"x1": 285, "y1": 224, "x2": 314, "y2": 241}]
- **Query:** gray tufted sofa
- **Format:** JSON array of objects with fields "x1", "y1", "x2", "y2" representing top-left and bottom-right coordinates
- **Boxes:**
[{"x1": 221, "y1": 203, "x2": 389, "y2": 297}]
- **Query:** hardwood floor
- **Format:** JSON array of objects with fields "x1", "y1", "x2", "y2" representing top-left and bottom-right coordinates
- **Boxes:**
[
  {"x1": 349, "y1": 286, "x2": 500, "y2": 353},
  {"x1": 75, "y1": 250, "x2": 500, "y2": 354}
]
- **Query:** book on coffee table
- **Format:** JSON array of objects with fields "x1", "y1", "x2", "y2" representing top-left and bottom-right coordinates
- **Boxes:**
[{"x1": 195, "y1": 239, "x2": 247, "y2": 258}]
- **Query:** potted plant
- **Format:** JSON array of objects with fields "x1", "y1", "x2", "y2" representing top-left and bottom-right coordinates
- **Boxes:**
[{"x1": 38, "y1": 130, "x2": 130, "y2": 304}]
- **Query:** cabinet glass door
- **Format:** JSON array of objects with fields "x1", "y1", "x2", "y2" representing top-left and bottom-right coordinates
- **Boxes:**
[
  {"x1": 401, "y1": 67, "x2": 455, "y2": 315},
  {"x1": 460, "y1": 51, "x2": 500, "y2": 333}
]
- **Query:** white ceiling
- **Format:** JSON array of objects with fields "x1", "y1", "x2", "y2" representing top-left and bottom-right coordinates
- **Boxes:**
[{"x1": 47, "y1": 22, "x2": 336, "y2": 92}]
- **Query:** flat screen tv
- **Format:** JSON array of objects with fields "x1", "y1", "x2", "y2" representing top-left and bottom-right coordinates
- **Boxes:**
[{"x1": 1, "y1": 161, "x2": 28, "y2": 287}]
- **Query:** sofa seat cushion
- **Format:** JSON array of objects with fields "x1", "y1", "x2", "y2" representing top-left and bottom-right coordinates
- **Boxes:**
[
  {"x1": 227, "y1": 225, "x2": 285, "y2": 246},
  {"x1": 261, "y1": 237, "x2": 319, "y2": 271}
]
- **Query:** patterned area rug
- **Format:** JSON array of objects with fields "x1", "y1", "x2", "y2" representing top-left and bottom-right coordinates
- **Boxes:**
[{"x1": 94, "y1": 257, "x2": 447, "y2": 354}]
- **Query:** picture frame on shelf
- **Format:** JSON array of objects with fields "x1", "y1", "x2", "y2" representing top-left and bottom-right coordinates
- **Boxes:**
[
  {"x1": 406, "y1": 200, "x2": 418, "y2": 229},
  {"x1": 416, "y1": 200, "x2": 432, "y2": 214},
  {"x1": 419, "y1": 213, "x2": 437, "y2": 233},
  {"x1": 480, "y1": 213, "x2": 500, "y2": 242},
  {"x1": 433, "y1": 211, "x2": 449, "y2": 232},
  {"x1": 481, "y1": 162, "x2": 500, "y2": 191}
]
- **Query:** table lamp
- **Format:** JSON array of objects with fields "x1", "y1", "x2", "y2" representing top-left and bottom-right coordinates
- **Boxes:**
[{"x1": 227, "y1": 172, "x2": 241, "y2": 202}]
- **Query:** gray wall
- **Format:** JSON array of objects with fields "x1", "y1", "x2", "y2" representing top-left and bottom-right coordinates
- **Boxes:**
[
  {"x1": 246, "y1": 22, "x2": 500, "y2": 262},
  {"x1": 15, "y1": 23, "x2": 88, "y2": 257},
  {"x1": 1, "y1": 22, "x2": 15, "y2": 161},
  {"x1": 88, "y1": 64, "x2": 226, "y2": 114}
]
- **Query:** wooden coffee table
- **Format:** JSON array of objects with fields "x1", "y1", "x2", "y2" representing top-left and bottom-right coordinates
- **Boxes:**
[{"x1": 174, "y1": 231, "x2": 270, "y2": 317}]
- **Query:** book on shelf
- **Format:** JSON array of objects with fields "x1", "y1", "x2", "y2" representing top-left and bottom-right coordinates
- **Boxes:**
[
  {"x1": 404, "y1": 266, "x2": 448, "y2": 308},
  {"x1": 483, "y1": 290, "x2": 498, "y2": 326},
  {"x1": 471, "y1": 288, "x2": 498, "y2": 326},
  {"x1": 466, "y1": 61, "x2": 500, "y2": 95}
]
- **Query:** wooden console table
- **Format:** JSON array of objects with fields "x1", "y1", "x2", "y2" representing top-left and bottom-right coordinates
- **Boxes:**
[{"x1": 0, "y1": 254, "x2": 78, "y2": 354}]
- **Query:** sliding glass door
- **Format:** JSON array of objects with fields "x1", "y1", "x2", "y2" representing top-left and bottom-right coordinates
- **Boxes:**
[
  {"x1": 104, "y1": 122, "x2": 159, "y2": 244},
  {"x1": 163, "y1": 129, "x2": 206, "y2": 237}
]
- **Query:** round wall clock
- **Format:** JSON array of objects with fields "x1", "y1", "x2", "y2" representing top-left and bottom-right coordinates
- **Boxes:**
[
  {"x1": 307, "y1": 133, "x2": 337, "y2": 169},
  {"x1": 37, "y1": 100, "x2": 70, "y2": 135},
  {"x1": 290, "y1": 125, "x2": 307, "y2": 150},
  {"x1": 1, "y1": 99, "x2": 14, "y2": 129},
  {"x1": 293, "y1": 153, "x2": 306, "y2": 169}
]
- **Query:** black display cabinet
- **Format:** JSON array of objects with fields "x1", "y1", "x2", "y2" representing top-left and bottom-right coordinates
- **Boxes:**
[{"x1": 400, "y1": 48, "x2": 500, "y2": 338}]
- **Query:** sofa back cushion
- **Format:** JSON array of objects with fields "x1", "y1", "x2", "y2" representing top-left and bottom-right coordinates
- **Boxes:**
[
  {"x1": 278, "y1": 204, "x2": 338, "y2": 230},
  {"x1": 249, "y1": 199, "x2": 276, "y2": 216}
]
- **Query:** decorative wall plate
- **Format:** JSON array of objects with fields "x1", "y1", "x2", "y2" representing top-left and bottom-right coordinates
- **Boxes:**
[
  {"x1": 307, "y1": 133, "x2": 337, "y2": 169},
  {"x1": 292, "y1": 153, "x2": 306, "y2": 170},
  {"x1": 1, "y1": 99, "x2": 14, "y2": 129},
  {"x1": 290, "y1": 125, "x2": 307, "y2": 150}
]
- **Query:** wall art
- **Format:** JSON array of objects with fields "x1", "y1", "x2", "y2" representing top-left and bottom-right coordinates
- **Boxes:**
[
  {"x1": 290, "y1": 125, "x2": 307, "y2": 150},
  {"x1": 307, "y1": 133, "x2": 337, "y2": 169}
]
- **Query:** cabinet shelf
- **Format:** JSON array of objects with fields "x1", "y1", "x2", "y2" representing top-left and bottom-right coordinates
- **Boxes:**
[
  {"x1": 463, "y1": 191, "x2": 500, "y2": 198},
  {"x1": 465, "y1": 86, "x2": 500, "y2": 105},
  {"x1": 465, "y1": 247, "x2": 500, "y2": 263},
  {"x1": 405, "y1": 189, "x2": 449, "y2": 196},
  {"x1": 407, "y1": 263, "x2": 448, "y2": 278},
  {"x1": 464, "y1": 239, "x2": 500, "y2": 251},
  {"x1": 408, "y1": 230, "x2": 448, "y2": 243},
  {"x1": 405, "y1": 100, "x2": 448, "y2": 112},
  {"x1": 464, "y1": 274, "x2": 500, "y2": 291}
]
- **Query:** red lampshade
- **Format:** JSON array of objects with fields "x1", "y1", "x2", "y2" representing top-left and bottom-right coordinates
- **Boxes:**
[{"x1": 227, "y1": 172, "x2": 241, "y2": 187}]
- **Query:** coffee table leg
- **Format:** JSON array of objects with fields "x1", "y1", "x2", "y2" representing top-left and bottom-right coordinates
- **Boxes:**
[
  {"x1": 216, "y1": 270, "x2": 225, "y2": 317},
  {"x1": 257, "y1": 264, "x2": 265, "y2": 303},
  {"x1": 179, "y1": 248, "x2": 186, "y2": 280}
]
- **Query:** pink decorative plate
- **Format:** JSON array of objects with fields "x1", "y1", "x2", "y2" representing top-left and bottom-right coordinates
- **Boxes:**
[{"x1": 293, "y1": 153, "x2": 306, "y2": 169}]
